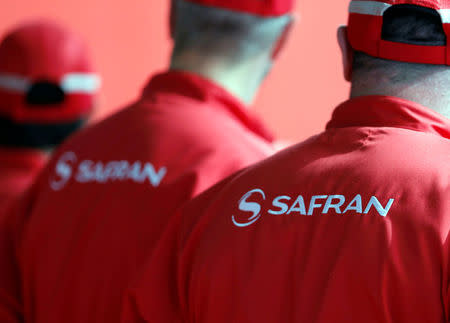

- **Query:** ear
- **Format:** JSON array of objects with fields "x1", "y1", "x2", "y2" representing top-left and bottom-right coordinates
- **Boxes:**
[
  {"x1": 271, "y1": 16, "x2": 296, "y2": 60},
  {"x1": 169, "y1": 0, "x2": 177, "y2": 40},
  {"x1": 337, "y1": 26, "x2": 354, "y2": 82}
]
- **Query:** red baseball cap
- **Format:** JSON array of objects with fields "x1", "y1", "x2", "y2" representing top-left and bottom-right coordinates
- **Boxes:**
[
  {"x1": 0, "y1": 20, "x2": 100, "y2": 124},
  {"x1": 347, "y1": 0, "x2": 450, "y2": 65},
  {"x1": 184, "y1": 0, "x2": 294, "y2": 17}
]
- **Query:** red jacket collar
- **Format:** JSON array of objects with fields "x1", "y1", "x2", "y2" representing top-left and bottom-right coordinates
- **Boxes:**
[
  {"x1": 142, "y1": 71, "x2": 275, "y2": 142},
  {"x1": 327, "y1": 95, "x2": 450, "y2": 140}
]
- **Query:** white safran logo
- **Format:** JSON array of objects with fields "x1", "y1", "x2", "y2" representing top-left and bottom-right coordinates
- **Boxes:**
[
  {"x1": 50, "y1": 152, "x2": 77, "y2": 191},
  {"x1": 232, "y1": 189, "x2": 395, "y2": 228},
  {"x1": 50, "y1": 151, "x2": 168, "y2": 191},
  {"x1": 232, "y1": 189, "x2": 266, "y2": 227}
]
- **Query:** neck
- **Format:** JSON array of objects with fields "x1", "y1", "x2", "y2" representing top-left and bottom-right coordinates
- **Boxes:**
[
  {"x1": 170, "y1": 50, "x2": 269, "y2": 105},
  {"x1": 351, "y1": 78, "x2": 450, "y2": 119}
]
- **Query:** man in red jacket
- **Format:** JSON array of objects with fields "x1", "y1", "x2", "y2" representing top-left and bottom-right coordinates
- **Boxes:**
[
  {"x1": 123, "y1": 1, "x2": 450, "y2": 322},
  {"x1": 0, "y1": 1, "x2": 294, "y2": 322},
  {"x1": 0, "y1": 20, "x2": 99, "y2": 216}
]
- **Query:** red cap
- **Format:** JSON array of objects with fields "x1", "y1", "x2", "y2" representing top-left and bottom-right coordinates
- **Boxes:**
[
  {"x1": 347, "y1": 0, "x2": 450, "y2": 65},
  {"x1": 185, "y1": 0, "x2": 294, "y2": 16},
  {"x1": 0, "y1": 20, "x2": 100, "y2": 124}
]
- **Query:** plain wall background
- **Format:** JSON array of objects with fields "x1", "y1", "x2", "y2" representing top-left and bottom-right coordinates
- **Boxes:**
[{"x1": 0, "y1": 0, "x2": 350, "y2": 142}]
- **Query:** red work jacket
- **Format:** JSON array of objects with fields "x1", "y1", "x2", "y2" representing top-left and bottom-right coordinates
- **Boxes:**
[
  {"x1": 123, "y1": 95, "x2": 450, "y2": 323},
  {"x1": 0, "y1": 71, "x2": 274, "y2": 323},
  {"x1": 0, "y1": 148, "x2": 46, "y2": 216}
]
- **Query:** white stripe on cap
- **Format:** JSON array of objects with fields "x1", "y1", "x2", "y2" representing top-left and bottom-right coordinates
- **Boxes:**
[
  {"x1": 0, "y1": 74, "x2": 31, "y2": 92},
  {"x1": 0, "y1": 73, "x2": 101, "y2": 94},
  {"x1": 438, "y1": 9, "x2": 450, "y2": 23},
  {"x1": 350, "y1": 1, "x2": 450, "y2": 24},
  {"x1": 61, "y1": 73, "x2": 101, "y2": 94},
  {"x1": 349, "y1": 1, "x2": 391, "y2": 16}
]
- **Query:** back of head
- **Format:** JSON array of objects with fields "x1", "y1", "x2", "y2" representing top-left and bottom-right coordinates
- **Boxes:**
[
  {"x1": 0, "y1": 20, "x2": 100, "y2": 150},
  {"x1": 346, "y1": 1, "x2": 450, "y2": 112},
  {"x1": 353, "y1": 5, "x2": 446, "y2": 83},
  {"x1": 170, "y1": 0, "x2": 294, "y2": 103},
  {"x1": 172, "y1": 0, "x2": 292, "y2": 64}
]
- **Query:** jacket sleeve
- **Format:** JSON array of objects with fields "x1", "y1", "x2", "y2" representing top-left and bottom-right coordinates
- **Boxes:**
[
  {"x1": 443, "y1": 184, "x2": 450, "y2": 322},
  {"x1": 120, "y1": 169, "x2": 242, "y2": 323},
  {"x1": 121, "y1": 210, "x2": 184, "y2": 323},
  {"x1": 0, "y1": 211, "x2": 22, "y2": 323},
  {"x1": 0, "y1": 183, "x2": 37, "y2": 323}
]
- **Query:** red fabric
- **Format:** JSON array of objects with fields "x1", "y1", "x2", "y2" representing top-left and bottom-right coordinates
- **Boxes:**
[
  {"x1": 0, "y1": 20, "x2": 97, "y2": 123},
  {"x1": 0, "y1": 148, "x2": 46, "y2": 217},
  {"x1": 185, "y1": 0, "x2": 294, "y2": 16},
  {"x1": 374, "y1": 0, "x2": 450, "y2": 9},
  {"x1": 124, "y1": 95, "x2": 450, "y2": 323},
  {"x1": 347, "y1": 0, "x2": 450, "y2": 65},
  {"x1": 0, "y1": 70, "x2": 274, "y2": 323},
  {"x1": 366, "y1": 0, "x2": 450, "y2": 9}
]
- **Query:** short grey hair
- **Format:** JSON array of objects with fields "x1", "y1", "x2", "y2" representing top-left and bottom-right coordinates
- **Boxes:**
[
  {"x1": 352, "y1": 52, "x2": 436, "y2": 84},
  {"x1": 172, "y1": 0, "x2": 291, "y2": 63}
]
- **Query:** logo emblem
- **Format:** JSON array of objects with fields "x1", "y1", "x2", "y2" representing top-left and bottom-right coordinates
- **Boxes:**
[
  {"x1": 50, "y1": 152, "x2": 77, "y2": 191},
  {"x1": 232, "y1": 188, "x2": 266, "y2": 228}
]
